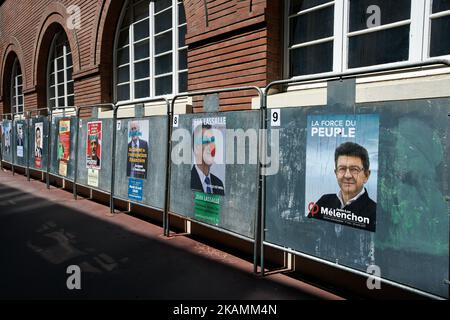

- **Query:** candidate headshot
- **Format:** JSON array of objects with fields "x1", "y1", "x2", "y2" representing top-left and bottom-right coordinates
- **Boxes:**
[
  {"x1": 309, "y1": 141, "x2": 376, "y2": 231},
  {"x1": 191, "y1": 123, "x2": 225, "y2": 195}
]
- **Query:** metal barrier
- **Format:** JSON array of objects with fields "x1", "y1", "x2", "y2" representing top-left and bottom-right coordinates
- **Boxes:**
[
  {"x1": 168, "y1": 86, "x2": 263, "y2": 272},
  {"x1": 260, "y1": 58, "x2": 450, "y2": 299},
  {"x1": 27, "y1": 108, "x2": 50, "y2": 182},
  {"x1": 73, "y1": 103, "x2": 115, "y2": 200},
  {"x1": 47, "y1": 106, "x2": 78, "y2": 189},
  {"x1": 110, "y1": 98, "x2": 170, "y2": 216}
]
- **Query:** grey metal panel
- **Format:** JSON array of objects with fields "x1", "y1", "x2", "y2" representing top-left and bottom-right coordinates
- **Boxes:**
[
  {"x1": 113, "y1": 116, "x2": 168, "y2": 210},
  {"x1": 12, "y1": 120, "x2": 28, "y2": 168},
  {"x1": 50, "y1": 117, "x2": 76, "y2": 180},
  {"x1": 1, "y1": 120, "x2": 13, "y2": 163},
  {"x1": 265, "y1": 99, "x2": 450, "y2": 298},
  {"x1": 169, "y1": 110, "x2": 260, "y2": 239},
  {"x1": 76, "y1": 119, "x2": 113, "y2": 193},
  {"x1": 29, "y1": 117, "x2": 49, "y2": 171}
]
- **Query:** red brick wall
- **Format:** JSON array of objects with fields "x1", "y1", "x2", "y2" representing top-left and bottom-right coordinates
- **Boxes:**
[{"x1": 0, "y1": 0, "x2": 282, "y2": 115}]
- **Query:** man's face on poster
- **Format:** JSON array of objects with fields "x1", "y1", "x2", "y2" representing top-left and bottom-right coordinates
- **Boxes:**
[
  {"x1": 35, "y1": 128, "x2": 41, "y2": 147},
  {"x1": 130, "y1": 122, "x2": 141, "y2": 142},
  {"x1": 335, "y1": 155, "x2": 370, "y2": 199},
  {"x1": 90, "y1": 138, "x2": 98, "y2": 158},
  {"x1": 18, "y1": 126, "x2": 23, "y2": 139},
  {"x1": 194, "y1": 127, "x2": 216, "y2": 166}
]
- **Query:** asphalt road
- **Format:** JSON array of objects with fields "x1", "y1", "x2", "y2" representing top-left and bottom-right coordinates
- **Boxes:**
[{"x1": 0, "y1": 169, "x2": 340, "y2": 300}]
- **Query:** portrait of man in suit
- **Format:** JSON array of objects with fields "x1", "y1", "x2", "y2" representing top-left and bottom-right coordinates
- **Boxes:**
[
  {"x1": 191, "y1": 122, "x2": 225, "y2": 196},
  {"x1": 126, "y1": 120, "x2": 149, "y2": 179},
  {"x1": 308, "y1": 141, "x2": 376, "y2": 231}
]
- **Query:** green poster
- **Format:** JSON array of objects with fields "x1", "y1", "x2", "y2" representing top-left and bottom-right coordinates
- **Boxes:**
[{"x1": 194, "y1": 192, "x2": 221, "y2": 225}]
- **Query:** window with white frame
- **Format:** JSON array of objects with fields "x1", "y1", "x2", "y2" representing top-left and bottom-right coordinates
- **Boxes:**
[
  {"x1": 47, "y1": 31, "x2": 74, "y2": 108},
  {"x1": 286, "y1": 0, "x2": 450, "y2": 78},
  {"x1": 115, "y1": 0, "x2": 188, "y2": 102},
  {"x1": 10, "y1": 58, "x2": 24, "y2": 114}
]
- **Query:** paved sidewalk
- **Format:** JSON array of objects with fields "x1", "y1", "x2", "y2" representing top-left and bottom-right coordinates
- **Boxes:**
[{"x1": 0, "y1": 169, "x2": 342, "y2": 300}]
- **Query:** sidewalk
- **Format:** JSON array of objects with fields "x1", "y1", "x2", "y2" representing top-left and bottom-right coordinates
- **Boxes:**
[{"x1": 0, "y1": 169, "x2": 342, "y2": 300}]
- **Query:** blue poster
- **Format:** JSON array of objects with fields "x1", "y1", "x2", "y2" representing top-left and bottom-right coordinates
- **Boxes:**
[
  {"x1": 305, "y1": 114, "x2": 379, "y2": 232},
  {"x1": 128, "y1": 178, "x2": 143, "y2": 201}
]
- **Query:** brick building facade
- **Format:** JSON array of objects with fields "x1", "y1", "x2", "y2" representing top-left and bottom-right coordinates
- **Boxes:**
[{"x1": 0, "y1": 0, "x2": 281, "y2": 115}]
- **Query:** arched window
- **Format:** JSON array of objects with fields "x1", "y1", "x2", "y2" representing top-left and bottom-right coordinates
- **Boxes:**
[
  {"x1": 11, "y1": 58, "x2": 24, "y2": 114},
  {"x1": 47, "y1": 31, "x2": 74, "y2": 108},
  {"x1": 114, "y1": 0, "x2": 187, "y2": 102}
]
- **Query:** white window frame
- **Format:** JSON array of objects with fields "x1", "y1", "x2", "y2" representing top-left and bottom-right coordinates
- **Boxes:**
[
  {"x1": 285, "y1": 0, "x2": 450, "y2": 79},
  {"x1": 113, "y1": 0, "x2": 188, "y2": 104},
  {"x1": 10, "y1": 58, "x2": 24, "y2": 114},
  {"x1": 47, "y1": 31, "x2": 74, "y2": 109},
  {"x1": 423, "y1": 0, "x2": 450, "y2": 60}
]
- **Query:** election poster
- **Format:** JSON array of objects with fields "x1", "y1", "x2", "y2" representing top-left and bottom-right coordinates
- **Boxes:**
[
  {"x1": 16, "y1": 123, "x2": 24, "y2": 158},
  {"x1": 191, "y1": 117, "x2": 226, "y2": 196},
  {"x1": 126, "y1": 120, "x2": 149, "y2": 180},
  {"x1": 4, "y1": 122, "x2": 11, "y2": 155},
  {"x1": 58, "y1": 119, "x2": 71, "y2": 177},
  {"x1": 305, "y1": 114, "x2": 379, "y2": 232},
  {"x1": 86, "y1": 121, "x2": 102, "y2": 170},
  {"x1": 34, "y1": 122, "x2": 43, "y2": 168},
  {"x1": 87, "y1": 169, "x2": 99, "y2": 187}
]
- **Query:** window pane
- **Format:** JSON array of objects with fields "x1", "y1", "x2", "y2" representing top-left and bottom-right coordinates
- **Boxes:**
[
  {"x1": 348, "y1": 25, "x2": 410, "y2": 68},
  {"x1": 49, "y1": 99, "x2": 55, "y2": 109},
  {"x1": 155, "y1": 9, "x2": 172, "y2": 34},
  {"x1": 67, "y1": 81, "x2": 74, "y2": 95},
  {"x1": 134, "y1": 19, "x2": 149, "y2": 41},
  {"x1": 55, "y1": 44, "x2": 64, "y2": 57},
  {"x1": 117, "y1": 65, "x2": 130, "y2": 83},
  {"x1": 430, "y1": 16, "x2": 450, "y2": 57},
  {"x1": 155, "y1": 0, "x2": 171, "y2": 13},
  {"x1": 349, "y1": 0, "x2": 411, "y2": 32},
  {"x1": 155, "y1": 53, "x2": 173, "y2": 75},
  {"x1": 155, "y1": 75, "x2": 172, "y2": 95},
  {"x1": 49, "y1": 87, "x2": 55, "y2": 99},
  {"x1": 289, "y1": 5, "x2": 334, "y2": 45},
  {"x1": 58, "y1": 84, "x2": 65, "y2": 97},
  {"x1": 117, "y1": 84, "x2": 130, "y2": 101},
  {"x1": 122, "y1": 7, "x2": 132, "y2": 27},
  {"x1": 178, "y1": 71, "x2": 187, "y2": 92},
  {"x1": 433, "y1": 0, "x2": 450, "y2": 13},
  {"x1": 18, "y1": 96, "x2": 23, "y2": 106},
  {"x1": 57, "y1": 71, "x2": 64, "y2": 83},
  {"x1": 57, "y1": 57, "x2": 64, "y2": 70},
  {"x1": 117, "y1": 47, "x2": 130, "y2": 65},
  {"x1": 134, "y1": 80, "x2": 150, "y2": 98},
  {"x1": 134, "y1": 60, "x2": 150, "y2": 79},
  {"x1": 178, "y1": 25, "x2": 186, "y2": 47},
  {"x1": 66, "y1": 54, "x2": 73, "y2": 67},
  {"x1": 134, "y1": 39, "x2": 150, "y2": 60},
  {"x1": 134, "y1": 1, "x2": 149, "y2": 21},
  {"x1": 67, "y1": 95, "x2": 74, "y2": 106},
  {"x1": 58, "y1": 97, "x2": 65, "y2": 107},
  {"x1": 155, "y1": 32, "x2": 172, "y2": 55},
  {"x1": 290, "y1": 0, "x2": 331, "y2": 15},
  {"x1": 67, "y1": 68, "x2": 73, "y2": 81},
  {"x1": 17, "y1": 85, "x2": 22, "y2": 95},
  {"x1": 178, "y1": 48, "x2": 187, "y2": 70},
  {"x1": 289, "y1": 41, "x2": 333, "y2": 76},
  {"x1": 118, "y1": 29, "x2": 130, "y2": 47},
  {"x1": 178, "y1": 2, "x2": 186, "y2": 24}
]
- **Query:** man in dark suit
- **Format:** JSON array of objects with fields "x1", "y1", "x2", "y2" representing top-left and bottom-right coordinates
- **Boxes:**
[
  {"x1": 126, "y1": 120, "x2": 149, "y2": 179},
  {"x1": 191, "y1": 123, "x2": 225, "y2": 195},
  {"x1": 308, "y1": 142, "x2": 376, "y2": 232}
]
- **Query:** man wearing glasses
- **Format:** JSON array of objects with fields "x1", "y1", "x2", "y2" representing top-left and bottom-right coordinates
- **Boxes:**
[
  {"x1": 308, "y1": 141, "x2": 376, "y2": 231},
  {"x1": 191, "y1": 123, "x2": 225, "y2": 195}
]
